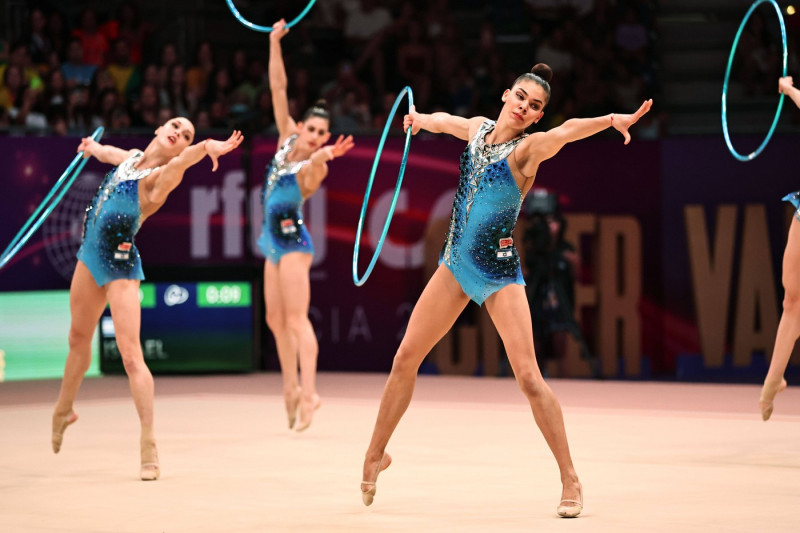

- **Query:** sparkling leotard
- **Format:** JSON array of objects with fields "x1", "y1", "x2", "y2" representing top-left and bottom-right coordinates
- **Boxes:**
[
  {"x1": 439, "y1": 120, "x2": 527, "y2": 305},
  {"x1": 257, "y1": 134, "x2": 314, "y2": 263},
  {"x1": 77, "y1": 150, "x2": 156, "y2": 287},
  {"x1": 784, "y1": 191, "x2": 800, "y2": 220}
]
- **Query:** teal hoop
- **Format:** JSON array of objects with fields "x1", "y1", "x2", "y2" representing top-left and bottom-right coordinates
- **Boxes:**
[
  {"x1": 224, "y1": 0, "x2": 316, "y2": 32},
  {"x1": 722, "y1": 0, "x2": 787, "y2": 162},
  {"x1": 0, "y1": 127, "x2": 104, "y2": 270},
  {"x1": 352, "y1": 86, "x2": 414, "y2": 286}
]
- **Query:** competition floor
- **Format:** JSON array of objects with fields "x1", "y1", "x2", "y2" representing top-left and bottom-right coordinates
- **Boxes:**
[{"x1": 1, "y1": 372, "x2": 799, "y2": 533}]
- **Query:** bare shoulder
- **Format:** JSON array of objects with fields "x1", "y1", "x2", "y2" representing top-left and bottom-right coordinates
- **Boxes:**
[{"x1": 466, "y1": 116, "x2": 490, "y2": 139}]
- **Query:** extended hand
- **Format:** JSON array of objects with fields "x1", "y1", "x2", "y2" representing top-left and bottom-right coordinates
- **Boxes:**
[
  {"x1": 270, "y1": 19, "x2": 289, "y2": 43},
  {"x1": 403, "y1": 104, "x2": 422, "y2": 135},
  {"x1": 613, "y1": 99, "x2": 653, "y2": 145},
  {"x1": 327, "y1": 134, "x2": 355, "y2": 159},
  {"x1": 76, "y1": 136, "x2": 99, "y2": 159},
  {"x1": 779, "y1": 76, "x2": 794, "y2": 94},
  {"x1": 206, "y1": 130, "x2": 244, "y2": 171}
]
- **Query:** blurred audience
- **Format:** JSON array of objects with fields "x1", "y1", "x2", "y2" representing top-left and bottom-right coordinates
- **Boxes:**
[{"x1": 0, "y1": 1, "x2": 658, "y2": 136}]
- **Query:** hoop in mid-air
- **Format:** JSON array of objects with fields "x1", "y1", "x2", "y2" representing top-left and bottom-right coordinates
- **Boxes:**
[
  {"x1": 224, "y1": 0, "x2": 316, "y2": 32},
  {"x1": 0, "y1": 127, "x2": 104, "y2": 270},
  {"x1": 352, "y1": 86, "x2": 414, "y2": 286},
  {"x1": 722, "y1": 0, "x2": 787, "y2": 162}
]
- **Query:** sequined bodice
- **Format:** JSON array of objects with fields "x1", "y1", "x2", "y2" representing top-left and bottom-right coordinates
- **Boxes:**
[
  {"x1": 83, "y1": 151, "x2": 153, "y2": 238},
  {"x1": 442, "y1": 120, "x2": 526, "y2": 265},
  {"x1": 263, "y1": 135, "x2": 309, "y2": 203}
]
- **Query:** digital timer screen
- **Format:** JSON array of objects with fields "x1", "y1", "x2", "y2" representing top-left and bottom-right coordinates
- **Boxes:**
[{"x1": 99, "y1": 281, "x2": 255, "y2": 374}]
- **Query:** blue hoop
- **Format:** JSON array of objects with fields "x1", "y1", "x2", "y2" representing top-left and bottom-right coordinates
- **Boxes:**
[
  {"x1": 224, "y1": 0, "x2": 316, "y2": 32},
  {"x1": 352, "y1": 86, "x2": 414, "y2": 286},
  {"x1": 722, "y1": 0, "x2": 787, "y2": 162},
  {"x1": 0, "y1": 127, "x2": 104, "y2": 270}
]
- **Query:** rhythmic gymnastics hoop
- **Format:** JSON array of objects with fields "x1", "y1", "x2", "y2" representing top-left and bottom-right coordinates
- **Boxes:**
[
  {"x1": 0, "y1": 127, "x2": 104, "y2": 271},
  {"x1": 722, "y1": 0, "x2": 787, "y2": 162},
  {"x1": 224, "y1": 0, "x2": 316, "y2": 32},
  {"x1": 352, "y1": 86, "x2": 414, "y2": 286}
]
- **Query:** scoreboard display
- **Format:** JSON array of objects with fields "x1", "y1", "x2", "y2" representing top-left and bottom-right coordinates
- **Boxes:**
[{"x1": 99, "y1": 281, "x2": 255, "y2": 374}]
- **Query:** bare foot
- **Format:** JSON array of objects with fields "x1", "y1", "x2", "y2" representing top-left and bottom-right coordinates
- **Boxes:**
[
  {"x1": 361, "y1": 452, "x2": 392, "y2": 506},
  {"x1": 760, "y1": 378, "x2": 787, "y2": 421},
  {"x1": 557, "y1": 479, "x2": 583, "y2": 518},
  {"x1": 140, "y1": 438, "x2": 160, "y2": 481},
  {"x1": 51, "y1": 410, "x2": 78, "y2": 453}
]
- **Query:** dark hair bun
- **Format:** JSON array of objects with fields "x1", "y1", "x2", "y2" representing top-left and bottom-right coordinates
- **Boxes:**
[
  {"x1": 531, "y1": 63, "x2": 553, "y2": 83},
  {"x1": 313, "y1": 99, "x2": 328, "y2": 110}
]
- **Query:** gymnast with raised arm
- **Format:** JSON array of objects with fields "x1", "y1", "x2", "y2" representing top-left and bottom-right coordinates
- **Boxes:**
[{"x1": 360, "y1": 63, "x2": 652, "y2": 517}]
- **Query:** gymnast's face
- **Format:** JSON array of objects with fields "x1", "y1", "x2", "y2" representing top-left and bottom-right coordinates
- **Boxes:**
[
  {"x1": 296, "y1": 117, "x2": 331, "y2": 152},
  {"x1": 155, "y1": 117, "x2": 195, "y2": 156},
  {"x1": 501, "y1": 80, "x2": 546, "y2": 129}
]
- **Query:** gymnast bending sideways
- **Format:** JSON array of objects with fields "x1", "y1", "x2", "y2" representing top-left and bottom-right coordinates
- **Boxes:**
[
  {"x1": 51, "y1": 118, "x2": 243, "y2": 480},
  {"x1": 360, "y1": 62, "x2": 652, "y2": 517}
]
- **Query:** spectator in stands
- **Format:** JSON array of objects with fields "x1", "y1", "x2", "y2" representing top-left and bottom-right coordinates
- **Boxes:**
[
  {"x1": 396, "y1": 19, "x2": 433, "y2": 110},
  {"x1": 100, "y1": 1, "x2": 150, "y2": 66},
  {"x1": 160, "y1": 64, "x2": 191, "y2": 118},
  {"x1": 72, "y1": 8, "x2": 109, "y2": 67},
  {"x1": 344, "y1": 0, "x2": 393, "y2": 101},
  {"x1": 107, "y1": 39, "x2": 141, "y2": 102},
  {"x1": 61, "y1": 38, "x2": 97, "y2": 89},
  {"x1": 186, "y1": 41, "x2": 215, "y2": 103},
  {"x1": 1, "y1": 42, "x2": 44, "y2": 93},
  {"x1": 157, "y1": 43, "x2": 180, "y2": 88},
  {"x1": 47, "y1": 10, "x2": 70, "y2": 60},
  {"x1": 130, "y1": 83, "x2": 160, "y2": 128},
  {"x1": 27, "y1": 7, "x2": 53, "y2": 68}
]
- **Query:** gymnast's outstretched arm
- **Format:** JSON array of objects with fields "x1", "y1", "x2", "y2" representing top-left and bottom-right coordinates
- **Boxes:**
[
  {"x1": 76, "y1": 137, "x2": 135, "y2": 166},
  {"x1": 147, "y1": 130, "x2": 244, "y2": 205},
  {"x1": 523, "y1": 99, "x2": 653, "y2": 163},
  {"x1": 402, "y1": 105, "x2": 486, "y2": 141}
]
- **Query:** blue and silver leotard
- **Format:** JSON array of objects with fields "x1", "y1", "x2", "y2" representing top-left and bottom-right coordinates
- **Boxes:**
[
  {"x1": 784, "y1": 191, "x2": 800, "y2": 220},
  {"x1": 257, "y1": 134, "x2": 314, "y2": 263},
  {"x1": 77, "y1": 150, "x2": 156, "y2": 287},
  {"x1": 440, "y1": 120, "x2": 527, "y2": 305}
]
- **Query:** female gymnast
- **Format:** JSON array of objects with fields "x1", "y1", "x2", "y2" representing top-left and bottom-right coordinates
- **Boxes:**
[
  {"x1": 51, "y1": 119, "x2": 243, "y2": 480},
  {"x1": 260, "y1": 20, "x2": 354, "y2": 432},
  {"x1": 760, "y1": 75, "x2": 800, "y2": 420},
  {"x1": 360, "y1": 63, "x2": 652, "y2": 517}
]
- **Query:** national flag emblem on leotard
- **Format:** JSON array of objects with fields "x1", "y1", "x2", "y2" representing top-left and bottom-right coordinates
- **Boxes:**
[
  {"x1": 280, "y1": 219, "x2": 297, "y2": 234},
  {"x1": 497, "y1": 237, "x2": 513, "y2": 259},
  {"x1": 114, "y1": 242, "x2": 132, "y2": 260}
]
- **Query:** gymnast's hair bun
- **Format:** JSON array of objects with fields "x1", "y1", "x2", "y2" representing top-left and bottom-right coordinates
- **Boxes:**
[{"x1": 531, "y1": 64, "x2": 553, "y2": 83}]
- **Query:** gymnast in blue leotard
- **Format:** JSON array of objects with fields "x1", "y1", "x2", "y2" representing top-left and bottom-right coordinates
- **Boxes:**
[
  {"x1": 440, "y1": 119, "x2": 528, "y2": 305},
  {"x1": 257, "y1": 134, "x2": 315, "y2": 263},
  {"x1": 361, "y1": 63, "x2": 653, "y2": 518},
  {"x1": 77, "y1": 151, "x2": 153, "y2": 287},
  {"x1": 760, "y1": 75, "x2": 800, "y2": 421},
  {"x1": 263, "y1": 20, "x2": 354, "y2": 433},
  {"x1": 52, "y1": 118, "x2": 243, "y2": 482}
]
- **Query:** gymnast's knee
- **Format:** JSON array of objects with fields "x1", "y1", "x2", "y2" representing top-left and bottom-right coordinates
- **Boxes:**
[
  {"x1": 390, "y1": 346, "x2": 423, "y2": 377},
  {"x1": 516, "y1": 370, "x2": 547, "y2": 399},
  {"x1": 265, "y1": 309, "x2": 286, "y2": 335},
  {"x1": 782, "y1": 286, "x2": 800, "y2": 314}
]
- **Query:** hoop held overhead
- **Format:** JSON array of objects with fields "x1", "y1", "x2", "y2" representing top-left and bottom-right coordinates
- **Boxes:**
[
  {"x1": 352, "y1": 87, "x2": 414, "y2": 286},
  {"x1": 722, "y1": 0, "x2": 787, "y2": 162},
  {"x1": 224, "y1": 0, "x2": 316, "y2": 33}
]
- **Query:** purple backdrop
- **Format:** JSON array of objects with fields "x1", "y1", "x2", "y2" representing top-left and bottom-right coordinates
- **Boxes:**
[{"x1": 3, "y1": 133, "x2": 799, "y2": 379}]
